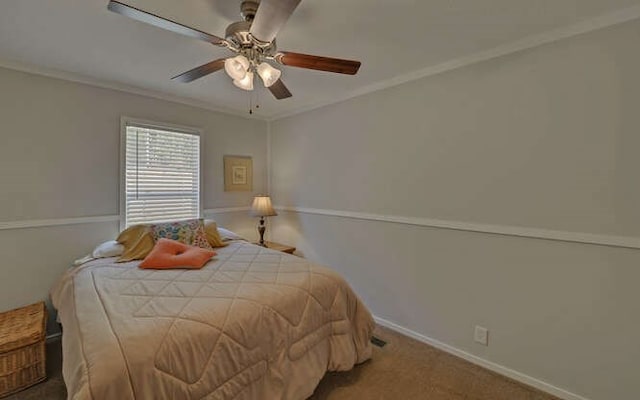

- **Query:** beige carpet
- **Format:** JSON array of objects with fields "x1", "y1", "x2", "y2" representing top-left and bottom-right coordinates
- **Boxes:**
[
  {"x1": 8, "y1": 326, "x2": 560, "y2": 400},
  {"x1": 310, "y1": 326, "x2": 560, "y2": 400}
]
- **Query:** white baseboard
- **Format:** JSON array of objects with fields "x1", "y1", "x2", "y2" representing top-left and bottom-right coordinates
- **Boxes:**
[{"x1": 373, "y1": 315, "x2": 590, "y2": 400}]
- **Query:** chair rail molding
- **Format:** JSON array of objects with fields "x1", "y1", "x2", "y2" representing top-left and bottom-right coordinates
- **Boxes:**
[
  {"x1": 203, "y1": 206, "x2": 251, "y2": 215},
  {"x1": 0, "y1": 215, "x2": 120, "y2": 231},
  {"x1": 275, "y1": 206, "x2": 640, "y2": 250},
  {"x1": 0, "y1": 207, "x2": 251, "y2": 231}
]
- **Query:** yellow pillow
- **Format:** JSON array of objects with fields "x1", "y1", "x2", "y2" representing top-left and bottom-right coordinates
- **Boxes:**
[
  {"x1": 204, "y1": 220, "x2": 228, "y2": 248},
  {"x1": 116, "y1": 224, "x2": 156, "y2": 262}
]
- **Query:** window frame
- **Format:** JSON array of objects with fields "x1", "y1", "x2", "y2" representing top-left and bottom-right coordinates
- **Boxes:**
[{"x1": 119, "y1": 116, "x2": 204, "y2": 230}]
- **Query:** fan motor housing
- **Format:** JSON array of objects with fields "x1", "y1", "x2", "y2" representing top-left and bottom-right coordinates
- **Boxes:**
[
  {"x1": 225, "y1": 21, "x2": 252, "y2": 46},
  {"x1": 240, "y1": 1, "x2": 259, "y2": 21},
  {"x1": 225, "y1": 1, "x2": 276, "y2": 55}
]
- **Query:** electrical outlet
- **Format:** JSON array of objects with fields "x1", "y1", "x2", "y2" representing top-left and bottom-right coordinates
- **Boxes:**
[{"x1": 474, "y1": 325, "x2": 489, "y2": 346}]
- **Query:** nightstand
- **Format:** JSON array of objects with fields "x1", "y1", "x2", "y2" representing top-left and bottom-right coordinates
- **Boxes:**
[{"x1": 258, "y1": 241, "x2": 296, "y2": 254}]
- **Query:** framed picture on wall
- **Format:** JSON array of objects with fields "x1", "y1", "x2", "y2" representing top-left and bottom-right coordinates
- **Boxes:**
[{"x1": 224, "y1": 155, "x2": 253, "y2": 191}]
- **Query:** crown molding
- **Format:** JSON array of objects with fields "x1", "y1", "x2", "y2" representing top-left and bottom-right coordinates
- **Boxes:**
[
  {"x1": 0, "y1": 58, "x2": 266, "y2": 121},
  {"x1": 3, "y1": 4, "x2": 640, "y2": 122},
  {"x1": 276, "y1": 206, "x2": 640, "y2": 250},
  {"x1": 268, "y1": 4, "x2": 640, "y2": 121}
]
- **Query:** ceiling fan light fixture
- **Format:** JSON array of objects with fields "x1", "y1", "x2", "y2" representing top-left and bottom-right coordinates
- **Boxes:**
[
  {"x1": 233, "y1": 70, "x2": 254, "y2": 91},
  {"x1": 107, "y1": 0, "x2": 361, "y2": 102},
  {"x1": 224, "y1": 55, "x2": 250, "y2": 81},
  {"x1": 257, "y1": 62, "x2": 281, "y2": 88}
]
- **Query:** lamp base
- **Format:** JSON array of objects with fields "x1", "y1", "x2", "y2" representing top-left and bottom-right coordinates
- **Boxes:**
[{"x1": 257, "y1": 216, "x2": 267, "y2": 246}]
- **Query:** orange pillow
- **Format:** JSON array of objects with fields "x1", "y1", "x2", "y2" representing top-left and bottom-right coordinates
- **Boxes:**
[{"x1": 139, "y1": 239, "x2": 216, "y2": 270}]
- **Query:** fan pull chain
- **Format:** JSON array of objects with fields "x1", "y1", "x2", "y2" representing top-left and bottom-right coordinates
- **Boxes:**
[{"x1": 248, "y1": 91, "x2": 260, "y2": 115}]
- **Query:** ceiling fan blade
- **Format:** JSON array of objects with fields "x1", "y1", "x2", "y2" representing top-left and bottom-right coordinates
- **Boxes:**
[
  {"x1": 268, "y1": 79, "x2": 293, "y2": 100},
  {"x1": 107, "y1": 1, "x2": 225, "y2": 45},
  {"x1": 171, "y1": 59, "x2": 226, "y2": 83},
  {"x1": 275, "y1": 52, "x2": 361, "y2": 75},
  {"x1": 250, "y1": 0, "x2": 302, "y2": 43}
]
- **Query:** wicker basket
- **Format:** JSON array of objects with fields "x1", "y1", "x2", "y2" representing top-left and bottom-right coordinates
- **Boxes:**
[{"x1": 0, "y1": 302, "x2": 47, "y2": 398}]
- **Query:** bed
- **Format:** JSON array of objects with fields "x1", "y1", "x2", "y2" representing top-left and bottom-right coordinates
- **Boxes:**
[{"x1": 51, "y1": 239, "x2": 374, "y2": 399}]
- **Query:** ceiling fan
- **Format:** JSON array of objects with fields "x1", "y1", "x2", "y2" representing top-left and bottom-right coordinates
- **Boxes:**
[{"x1": 107, "y1": 0, "x2": 362, "y2": 100}]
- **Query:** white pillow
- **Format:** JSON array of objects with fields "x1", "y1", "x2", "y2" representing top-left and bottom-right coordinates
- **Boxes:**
[
  {"x1": 74, "y1": 240, "x2": 125, "y2": 266},
  {"x1": 73, "y1": 255, "x2": 94, "y2": 266},
  {"x1": 92, "y1": 240, "x2": 125, "y2": 258},
  {"x1": 217, "y1": 227, "x2": 246, "y2": 241}
]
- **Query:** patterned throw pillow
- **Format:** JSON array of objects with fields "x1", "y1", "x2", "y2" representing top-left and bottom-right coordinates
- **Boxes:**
[{"x1": 150, "y1": 219, "x2": 213, "y2": 250}]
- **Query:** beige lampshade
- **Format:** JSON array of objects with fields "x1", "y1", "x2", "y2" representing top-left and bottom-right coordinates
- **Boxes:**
[{"x1": 250, "y1": 195, "x2": 277, "y2": 217}]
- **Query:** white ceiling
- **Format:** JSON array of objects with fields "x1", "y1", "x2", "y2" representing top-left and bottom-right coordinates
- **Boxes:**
[{"x1": 1, "y1": 0, "x2": 640, "y2": 119}]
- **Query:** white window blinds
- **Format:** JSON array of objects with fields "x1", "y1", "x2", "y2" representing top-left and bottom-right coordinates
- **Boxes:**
[{"x1": 124, "y1": 124, "x2": 200, "y2": 227}]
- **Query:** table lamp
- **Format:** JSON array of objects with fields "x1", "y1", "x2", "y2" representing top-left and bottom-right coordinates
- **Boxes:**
[{"x1": 250, "y1": 195, "x2": 277, "y2": 247}]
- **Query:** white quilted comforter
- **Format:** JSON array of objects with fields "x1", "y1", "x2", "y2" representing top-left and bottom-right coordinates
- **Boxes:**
[{"x1": 51, "y1": 241, "x2": 374, "y2": 400}]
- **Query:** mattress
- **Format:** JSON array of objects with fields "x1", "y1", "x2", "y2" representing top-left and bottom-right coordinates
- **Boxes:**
[{"x1": 51, "y1": 240, "x2": 374, "y2": 399}]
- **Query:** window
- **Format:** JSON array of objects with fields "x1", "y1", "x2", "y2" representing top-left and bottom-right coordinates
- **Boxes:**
[{"x1": 121, "y1": 120, "x2": 201, "y2": 228}]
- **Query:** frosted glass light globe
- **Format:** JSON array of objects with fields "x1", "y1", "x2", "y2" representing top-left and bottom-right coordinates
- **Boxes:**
[
  {"x1": 224, "y1": 55, "x2": 250, "y2": 81},
  {"x1": 257, "y1": 62, "x2": 281, "y2": 87},
  {"x1": 233, "y1": 71, "x2": 254, "y2": 91}
]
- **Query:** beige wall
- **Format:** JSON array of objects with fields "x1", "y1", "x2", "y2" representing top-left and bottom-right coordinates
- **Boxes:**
[
  {"x1": 0, "y1": 67, "x2": 267, "y2": 331},
  {"x1": 270, "y1": 20, "x2": 640, "y2": 400}
]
